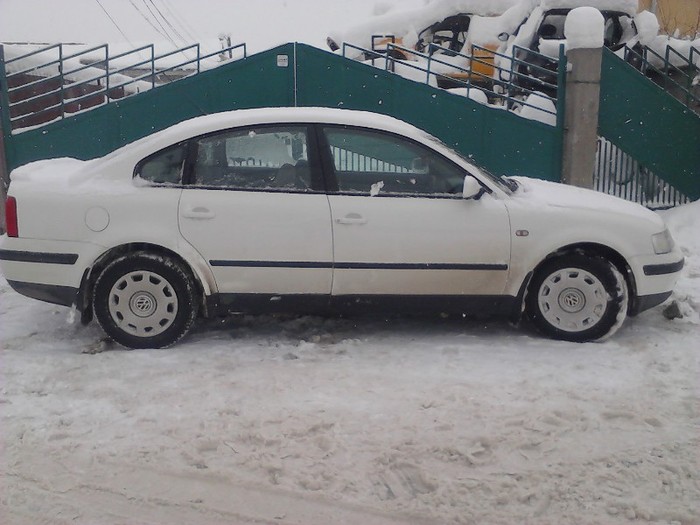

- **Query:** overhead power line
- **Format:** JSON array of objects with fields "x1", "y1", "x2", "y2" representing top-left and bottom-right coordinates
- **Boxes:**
[
  {"x1": 128, "y1": 0, "x2": 178, "y2": 47},
  {"x1": 140, "y1": 0, "x2": 181, "y2": 46},
  {"x1": 154, "y1": 0, "x2": 200, "y2": 43},
  {"x1": 94, "y1": 0, "x2": 135, "y2": 45},
  {"x1": 147, "y1": 0, "x2": 189, "y2": 44}
]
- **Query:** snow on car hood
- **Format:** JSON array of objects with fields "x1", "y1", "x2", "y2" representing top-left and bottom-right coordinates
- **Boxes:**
[{"x1": 510, "y1": 176, "x2": 665, "y2": 226}]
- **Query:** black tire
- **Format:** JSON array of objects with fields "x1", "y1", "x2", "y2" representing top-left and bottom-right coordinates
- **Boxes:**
[
  {"x1": 93, "y1": 252, "x2": 198, "y2": 349},
  {"x1": 526, "y1": 254, "x2": 628, "y2": 342}
]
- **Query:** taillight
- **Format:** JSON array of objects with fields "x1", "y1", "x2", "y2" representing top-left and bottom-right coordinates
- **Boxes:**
[{"x1": 5, "y1": 196, "x2": 18, "y2": 237}]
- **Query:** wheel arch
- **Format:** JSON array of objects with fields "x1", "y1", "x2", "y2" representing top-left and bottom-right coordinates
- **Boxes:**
[
  {"x1": 77, "y1": 242, "x2": 213, "y2": 323},
  {"x1": 517, "y1": 242, "x2": 638, "y2": 319}
]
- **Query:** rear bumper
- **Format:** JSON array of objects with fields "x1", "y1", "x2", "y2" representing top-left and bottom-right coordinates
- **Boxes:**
[{"x1": 6, "y1": 279, "x2": 78, "y2": 307}]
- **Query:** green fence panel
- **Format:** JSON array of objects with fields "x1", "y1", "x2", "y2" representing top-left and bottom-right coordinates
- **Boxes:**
[
  {"x1": 294, "y1": 43, "x2": 563, "y2": 181},
  {"x1": 4, "y1": 44, "x2": 296, "y2": 171},
  {"x1": 3, "y1": 42, "x2": 564, "y2": 183},
  {"x1": 599, "y1": 47, "x2": 700, "y2": 201}
]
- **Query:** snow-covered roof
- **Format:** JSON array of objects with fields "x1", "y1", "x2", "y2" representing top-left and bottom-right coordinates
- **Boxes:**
[
  {"x1": 328, "y1": 0, "x2": 523, "y2": 52},
  {"x1": 540, "y1": 0, "x2": 637, "y2": 16}
]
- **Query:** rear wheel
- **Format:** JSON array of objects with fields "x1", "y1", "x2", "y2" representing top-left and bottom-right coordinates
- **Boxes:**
[
  {"x1": 526, "y1": 254, "x2": 628, "y2": 342},
  {"x1": 93, "y1": 252, "x2": 198, "y2": 349}
]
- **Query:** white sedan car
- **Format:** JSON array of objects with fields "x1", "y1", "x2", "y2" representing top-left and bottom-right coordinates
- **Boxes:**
[{"x1": 0, "y1": 108, "x2": 683, "y2": 348}]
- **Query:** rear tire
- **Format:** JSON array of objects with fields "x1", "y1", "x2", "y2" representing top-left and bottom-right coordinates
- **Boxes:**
[
  {"x1": 93, "y1": 252, "x2": 198, "y2": 349},
  {"x1": 526, "y1": 254, "x2": 628, "y2": 342}
]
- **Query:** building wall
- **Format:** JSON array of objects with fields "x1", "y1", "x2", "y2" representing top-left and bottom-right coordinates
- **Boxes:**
[{"x1": 638, "y1": 0, "x2": 700, "y2": 37}]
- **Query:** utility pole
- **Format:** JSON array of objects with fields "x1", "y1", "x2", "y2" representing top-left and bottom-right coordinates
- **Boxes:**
[{"x1": 561, "y1": 8, "x2": 604, "y2": 189}]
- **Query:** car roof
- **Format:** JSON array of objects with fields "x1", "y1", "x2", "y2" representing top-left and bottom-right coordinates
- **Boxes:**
[{"x1": 93, "y1": 107, "x2": 435, "y2": 167}]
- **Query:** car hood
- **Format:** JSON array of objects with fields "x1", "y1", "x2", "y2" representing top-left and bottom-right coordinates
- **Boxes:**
[{"x1": 509, "y1": 176, "x2": 665, "y2": 228}]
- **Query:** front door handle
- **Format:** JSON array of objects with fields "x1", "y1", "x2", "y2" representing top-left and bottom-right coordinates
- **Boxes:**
[
  {"x1": 182, "y1": 206, "x2": 216, "y2": 220},
  {"x1": 336, "y1": 213, "x2": 368, "y2": 225}
]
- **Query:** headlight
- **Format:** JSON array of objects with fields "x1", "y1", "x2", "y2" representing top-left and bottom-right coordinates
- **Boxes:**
[{"x1": 651, "y1": 229, "x2": 675, "y2": 255}]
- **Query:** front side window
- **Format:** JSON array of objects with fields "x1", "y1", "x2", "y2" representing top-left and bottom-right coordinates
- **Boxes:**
[
  {"x1": 191, "y1": 126, "x2": 311, "y2": 191},
  {"x1": 135, "y1": 144, "x2": 186, "y2": 185},
  {"x1": 323, "y1": 127, "x2": 465, "y2": 197}
]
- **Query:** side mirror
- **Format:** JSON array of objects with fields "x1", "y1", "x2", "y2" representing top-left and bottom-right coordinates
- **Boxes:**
[
  {"x1": 498, "y1": 32, "x2": 510, "y2": 42},
  {"x1": 463, "y1": 176, "x2": 485, "y2": 200}
]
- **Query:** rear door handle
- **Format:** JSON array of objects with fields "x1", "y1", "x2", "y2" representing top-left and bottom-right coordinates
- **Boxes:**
[
  {"x1": 182, "y1": 206, "x2": 216, "y2": 220},
  {"x1": 336, "y1": 213, "x2": 368, "y2": 225}
]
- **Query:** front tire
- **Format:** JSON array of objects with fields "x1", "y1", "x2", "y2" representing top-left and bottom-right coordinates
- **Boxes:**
[
  {"x1": 93, "y1": 252, "x2": 198, "y2": 349},
  {"x1": 526, "y1": 254, "x2": 628, "y2": 342}
]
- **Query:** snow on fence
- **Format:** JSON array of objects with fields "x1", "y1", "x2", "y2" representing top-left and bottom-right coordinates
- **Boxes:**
[
  {"x1": 341, "y1": 40, "x2": 566, "y2": 127},
  {"x1": 1, "y1": 42, "x2": 247, "y2": 133}
]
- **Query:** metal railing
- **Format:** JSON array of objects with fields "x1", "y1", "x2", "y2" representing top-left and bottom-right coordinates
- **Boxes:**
[
  {"x1": 342, "y1": 40, "x2": 567, "y2": 128},
  {"x1": 595, "y1": 138, "x2": 690, "y2": 208},
  {"x1": 3, "y1": 41, "x2": 247, "y2": 132},
  {"x1": 624, "y1": 42, "x2": 699, "y2": 113}
]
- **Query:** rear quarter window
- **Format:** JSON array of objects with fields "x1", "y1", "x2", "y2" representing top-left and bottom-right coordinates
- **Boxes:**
[{"x1": 134, "y1": 144, "x2": 186, "y2": 185}]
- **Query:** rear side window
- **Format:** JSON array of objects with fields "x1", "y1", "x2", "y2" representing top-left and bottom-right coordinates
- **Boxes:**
[
  {"x1": 191, "y1": 126, "x2": 312, "y2": 191},
  {"x1": 135, "y1": 144, "x2": 186, "y2": 185}
]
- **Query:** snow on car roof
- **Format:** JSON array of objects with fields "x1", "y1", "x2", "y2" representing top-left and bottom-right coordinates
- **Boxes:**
[{"x1": 126, "y1": 107, "x2": 428, "y2": 153}]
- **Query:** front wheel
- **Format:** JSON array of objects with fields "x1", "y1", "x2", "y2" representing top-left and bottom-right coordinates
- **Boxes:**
[
  {"x1": 526, "y1": 254, "x2": 628, "y2": 342},
  {"x1": 93, "y1": 252, "x2": 198, "y2": 349}
]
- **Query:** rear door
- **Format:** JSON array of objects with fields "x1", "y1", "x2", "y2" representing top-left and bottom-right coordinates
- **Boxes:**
[{"x1": 178, "y1": 124, "x2": 333, "y2": 297}]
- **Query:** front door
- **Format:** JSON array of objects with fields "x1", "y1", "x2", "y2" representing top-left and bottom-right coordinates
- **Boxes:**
[{"x1": 321, "y1": 126, "x2": 511, "y2": 299}]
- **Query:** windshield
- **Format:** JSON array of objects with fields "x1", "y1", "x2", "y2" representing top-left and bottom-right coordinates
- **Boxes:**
[{"x1": 423, "y1": 133, "x2": 517, "y2": 194}]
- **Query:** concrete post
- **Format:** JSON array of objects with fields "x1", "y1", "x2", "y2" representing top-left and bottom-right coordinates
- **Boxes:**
[
  {"x1": 561, "y1": 48, "x2": 603, "y2": 188},
  {"x1": 561, "y1": 10, "x2": 604, "y2": 189}
]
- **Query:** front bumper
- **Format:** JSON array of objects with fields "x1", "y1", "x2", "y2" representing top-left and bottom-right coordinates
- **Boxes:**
[{"x1": 628, "y1": 253, "x2": 684, "y2": 315}]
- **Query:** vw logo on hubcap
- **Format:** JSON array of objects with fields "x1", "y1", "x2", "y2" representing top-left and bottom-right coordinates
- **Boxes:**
[
  {"x1": 130, "y1": 292, "x2": 157, "y2": 317},
  {"x1": 559, "y1": 288, "x2": 585, "y2": 313}
]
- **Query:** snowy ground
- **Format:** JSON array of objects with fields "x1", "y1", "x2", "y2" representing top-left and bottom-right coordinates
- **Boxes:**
[{"x1": 1, "y1": 201, "x2": 698, "y2": 525}]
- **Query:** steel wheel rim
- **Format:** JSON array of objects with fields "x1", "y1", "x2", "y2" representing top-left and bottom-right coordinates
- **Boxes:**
[
  {"x1": 537, "y1": 267, "x2": 608, "y2": 333},
  {"x1": 108, "y1": 270, "x2": 179, "y2": 338}
]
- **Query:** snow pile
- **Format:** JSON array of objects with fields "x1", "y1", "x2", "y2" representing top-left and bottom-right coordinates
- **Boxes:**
[
  {"x1": 468, "y1": 0, "x2": 540, "y2": 45},
  {"x1": 565, "y1": 7, "x2": 605, "y2": 50},
  {"x1": 635, "y1": 10, "x2": 661, "y2": 45},
  {"x1": 519, "y1": 91, "x2": 557, "y2": 125},
  {"x1": 541, "y1": 0, "x2": 637, "y2": 16},
  {"x1": 328, "y1": 0, "x2": 523, "y2": 56},
  {"x1": 659, "y1": 200, "x2": 700, "y2": 323}
]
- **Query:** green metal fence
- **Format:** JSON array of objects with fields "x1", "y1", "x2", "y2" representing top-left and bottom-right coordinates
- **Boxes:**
[
  {"x1": 3, "y1": 41, "x2": 247, "y2": 131},
  {"x1": 0, "y1": 44, "x2": 293, "y2": 172},
  {"x1": 1, "y1": 42, "x2": 565, "y2": 183},
  {"x1": 599, "y1": 47, "x2": 699, "y2": 203},
  {"x1": 296, "y1": 43, "x2": 564, "y2": 181}
]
